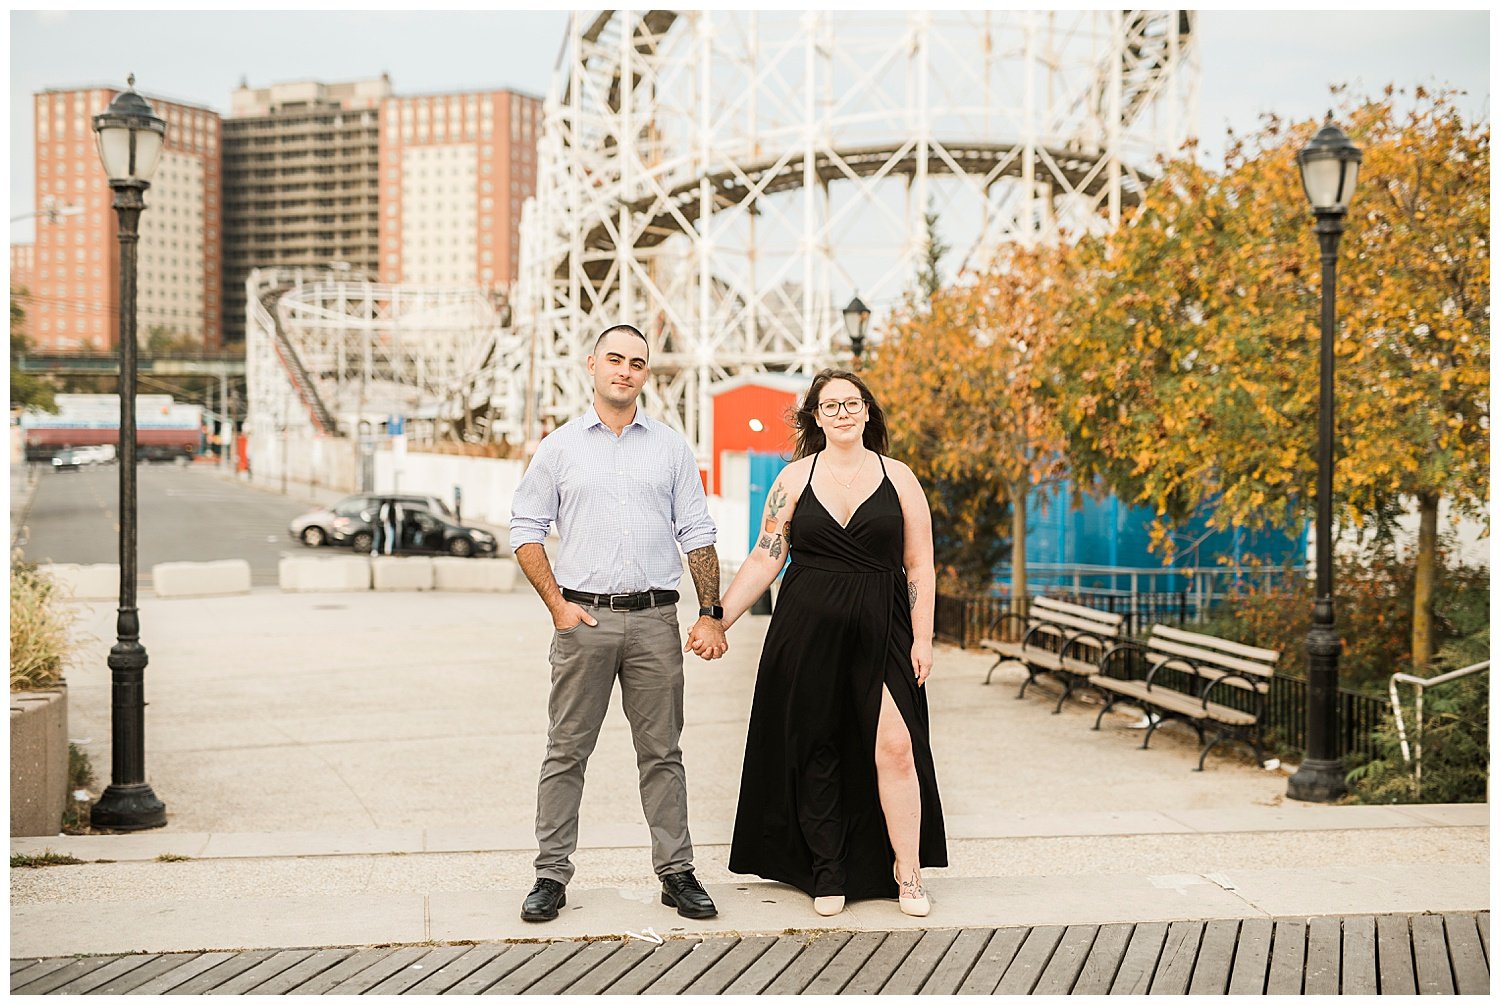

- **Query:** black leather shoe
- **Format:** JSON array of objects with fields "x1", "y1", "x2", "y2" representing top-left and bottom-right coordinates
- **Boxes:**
[
  {"x1": 520, "y1": 878, "x2": 567, "y2": 922},
  {"x1": 660, "y1": 870, "x2": 717, "y2": 919}
]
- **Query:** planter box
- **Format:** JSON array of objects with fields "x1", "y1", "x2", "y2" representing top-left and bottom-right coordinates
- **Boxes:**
[{"x1": 10, "y1": 686, "x2": 68, "y2": 837}]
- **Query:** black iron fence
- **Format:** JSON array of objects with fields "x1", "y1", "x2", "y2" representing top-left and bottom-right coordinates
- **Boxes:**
[{"x1": 938, "y1": 589, "x2": 1392, "y2": 762}]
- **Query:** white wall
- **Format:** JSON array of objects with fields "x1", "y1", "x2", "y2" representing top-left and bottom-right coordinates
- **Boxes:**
[{"x1": 373, "y1": 448, "x2": 524, "y2": 528}]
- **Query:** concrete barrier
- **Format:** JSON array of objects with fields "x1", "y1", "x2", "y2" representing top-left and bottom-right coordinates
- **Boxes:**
[
  {"x1": 151, "y1": 560, "x2": 252, "y2": 598},
  {"x1": 39, "y1": 564, "x2": 119, "y2": 602},
  {"x1": 433, "y1": 557, "x2": 518, "y2": 592},
  {"x1": 371, "y1": 556, "x2": 434, "y2": 591},
  {"x1": 10, "y1": 687, "x2": 68, "y2": 837},
  {"x1": 279, "y1": 556, "x2": 372, "y2": 593}
]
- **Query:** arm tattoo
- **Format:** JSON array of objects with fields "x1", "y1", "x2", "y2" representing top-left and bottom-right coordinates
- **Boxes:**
[
  {"x1": 769, "y1": 535, "x2": 784, "y2": 560},
  {"x1": 762, "y1": 483, "x2": 788, "y2": 532},
  {"x1": 686, "y1": 546, "x2": 721, "y2": 606},
  {"x1": 909, "y1": 582, "x2": 918, "y2": 611},
  {"x1": 756, "y1": 533, "x2": 775, "y2": 551}
]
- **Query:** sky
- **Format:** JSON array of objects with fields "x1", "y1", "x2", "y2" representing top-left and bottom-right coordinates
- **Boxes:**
[{"x1": 7, "y1": 8, "x2": 1490, "y2": 245}]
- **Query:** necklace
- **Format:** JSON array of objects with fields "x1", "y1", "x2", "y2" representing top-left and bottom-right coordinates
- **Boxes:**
[{"x1": 827, "y1": 449, "x2": 868, "y2": 489}]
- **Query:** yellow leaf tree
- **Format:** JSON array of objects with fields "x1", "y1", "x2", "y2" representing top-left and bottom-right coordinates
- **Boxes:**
[
  {"x1": 866, "y1": 243, "x2": 1070, "y2": 604},
  {"x1": 1048, "y1": 87, "x2": 1489, "y2": 669}
]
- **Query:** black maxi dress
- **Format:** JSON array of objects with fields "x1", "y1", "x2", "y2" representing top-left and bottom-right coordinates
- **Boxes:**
[{"x1": 729, "y1": 452, "x2": 947, "y2": 900}]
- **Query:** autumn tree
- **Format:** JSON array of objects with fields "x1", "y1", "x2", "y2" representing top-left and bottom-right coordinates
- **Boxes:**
[
  {"x1": 867, "y1": 243, "x2": 1070, "y2": 600},
  {"x1": 10, "y1": 292, "x2": 56, "y2": 413},
  {"x1": 1048, "y1": 87, "x2": 1488, "y2": 669}
]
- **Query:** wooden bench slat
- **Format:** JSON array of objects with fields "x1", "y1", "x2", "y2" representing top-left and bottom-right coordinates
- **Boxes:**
[
  {"x1": 1148, "y1": 637, "x2": 1277, "y2": 679},
  {"x1": 1144, "y1": 652, "x2": 1265, "y2": 692},
  {"x1": 1091, "y1": 677, "x2": 1258, "y2": 726},
  {"x1": 1031, "y1": 596, "x2": 1126, "y2": 627},
  {"x1": 1150, "y1": 623, "x2": 1280, "y2": 663},
  {"x1": 1025, "y1": 609, "x2": 1124, "y2": 638}
]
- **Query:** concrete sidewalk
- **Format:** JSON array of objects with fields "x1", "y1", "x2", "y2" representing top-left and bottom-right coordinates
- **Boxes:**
[{"x1": 12, "y1": 587, "x2": 1490, "y2": 959}]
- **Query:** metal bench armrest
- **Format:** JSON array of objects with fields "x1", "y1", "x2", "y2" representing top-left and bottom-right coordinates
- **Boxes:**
[
  {"x1": 1098, "y1": 639, "x2": 1144, "y2": 680},
  {"x1": 1199, "y1": 671, "x2": 1269, "y2": 717},
  {"x1": 1144, "y1": 654, "x2": 1200, "y2": 692},
  {"x1": 984, "y1": 610, "x2": 1030, "y2": 643},
  {"x1": 1061, "y1": 629, "x2": 1109, "y2": 664}
]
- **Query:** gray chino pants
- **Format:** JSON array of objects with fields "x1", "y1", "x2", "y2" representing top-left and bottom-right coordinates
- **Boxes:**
[{"x1": 534, "y1": 604, "x2": 693, "y2": 885}]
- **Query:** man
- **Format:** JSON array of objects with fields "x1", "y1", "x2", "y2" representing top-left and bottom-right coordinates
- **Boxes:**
[{"x1": 509, "y1": 323, "x2": 729, "y2": 924}]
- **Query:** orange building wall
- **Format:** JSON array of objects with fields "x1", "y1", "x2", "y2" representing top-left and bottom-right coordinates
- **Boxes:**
[{"x1": 710, "y1": 384, "x2": 800, "y2": 495}]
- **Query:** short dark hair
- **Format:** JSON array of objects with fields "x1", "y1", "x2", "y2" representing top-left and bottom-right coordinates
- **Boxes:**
[{"x1": 594, "y1": 324, "x2": 649, "y2": 358}]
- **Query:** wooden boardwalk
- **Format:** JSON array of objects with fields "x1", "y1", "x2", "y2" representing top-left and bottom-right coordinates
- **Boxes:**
[{"x1": 11, "y1": 912, "x2": 1488, "y2": 995}]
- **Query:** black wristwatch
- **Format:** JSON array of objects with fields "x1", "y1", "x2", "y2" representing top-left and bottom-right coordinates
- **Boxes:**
[{"x1": 699, "y1": 605, "x2": 725, "y2": 620}]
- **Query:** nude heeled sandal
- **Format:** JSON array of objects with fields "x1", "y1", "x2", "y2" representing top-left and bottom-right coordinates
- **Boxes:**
[
  {"x1": 895, "y1": 864, "x2": 930, "y2": 917},
  {"x1": 813, "y1": 895, "x2": 845, "y2": 917}
]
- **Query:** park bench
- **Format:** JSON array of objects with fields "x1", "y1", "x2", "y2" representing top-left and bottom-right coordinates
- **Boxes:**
[
  {"x1": 981, "y1": 596, "x2": 1128, "y2": 713},
  {"x1": 1091, "y1": 623, "x2": 1279, "y2": 771}
]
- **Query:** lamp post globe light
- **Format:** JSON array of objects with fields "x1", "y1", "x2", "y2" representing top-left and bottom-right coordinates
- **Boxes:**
[
  {"x1": 843, "y1": 295, "x2": 871, "y2": 361},
  {"x1": 90, "y1": 76, "x2": 168, "y2": 830},
  {"x1": 1287, "y1": 115, "x2": 1361, "y2": 804}
]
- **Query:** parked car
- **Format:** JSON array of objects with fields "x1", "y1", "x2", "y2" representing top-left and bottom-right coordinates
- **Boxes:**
[
  {"x1": 50, "y1": 450, "x2": 81, "y2": 472},
  {"x1": 289, "y1": 493, "x2": 452, "y2": 549},
  {"x1": 348, "y1": 505, "x2": 498, "y2": 558}
]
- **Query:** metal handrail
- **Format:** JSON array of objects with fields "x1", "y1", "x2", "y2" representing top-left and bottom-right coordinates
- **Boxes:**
[{"x1": 1388, "y1": 659, "x2": 1489, "y2": 798}]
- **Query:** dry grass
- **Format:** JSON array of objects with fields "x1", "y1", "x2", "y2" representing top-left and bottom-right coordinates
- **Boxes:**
[{"x1": 9, "y1": 559, "x2": 78, "y2": 691}]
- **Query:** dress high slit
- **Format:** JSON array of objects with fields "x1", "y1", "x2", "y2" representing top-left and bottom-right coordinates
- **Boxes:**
[{"x1": 729, "y1": 452, "x2": 947, "y2": 899}]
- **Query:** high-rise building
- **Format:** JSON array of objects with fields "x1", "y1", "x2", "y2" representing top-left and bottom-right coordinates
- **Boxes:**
[
  {"x1": 377, "y1": 88, "x2": 542, "y2": 292},
  {"x1": 11, "y1": 243, "x2": 35, "y2": 294},
  {"x1": 29, "y1": 86, "x2": 221, "y2": 352},
  {"x1": 220, "y1": 77, "x2": 391, "y2": 346}
]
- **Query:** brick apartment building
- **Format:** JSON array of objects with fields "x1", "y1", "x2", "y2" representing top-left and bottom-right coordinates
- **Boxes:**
[{"x1": 28, "y1": 86, "x2": 221, "y2": 352}]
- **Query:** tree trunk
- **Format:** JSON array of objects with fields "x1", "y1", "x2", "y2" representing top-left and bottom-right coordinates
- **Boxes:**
[
  {"x1": 1411, "y1": 492, "x2": 1439, "y2": 669},
  {"x1": 1011, "y1": 481, "x2": 1027, "y2": 620}
]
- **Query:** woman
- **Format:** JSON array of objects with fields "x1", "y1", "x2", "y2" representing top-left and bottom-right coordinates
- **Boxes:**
[{"x1": 719, "y1": 369, "x2": 947, "y2": 917}]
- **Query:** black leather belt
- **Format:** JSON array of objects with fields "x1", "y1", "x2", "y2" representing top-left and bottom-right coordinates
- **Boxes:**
[{"x1": 562, "y1": 588, "x2": 679, "y2": 612}]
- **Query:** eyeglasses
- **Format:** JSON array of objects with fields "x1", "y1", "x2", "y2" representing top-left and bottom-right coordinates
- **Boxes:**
[{"x1": 817, "y1": 398, "x2": 867, "y2": 417}]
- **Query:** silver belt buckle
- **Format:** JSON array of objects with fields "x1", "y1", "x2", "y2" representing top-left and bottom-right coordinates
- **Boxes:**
[{"x1": 610, "y1": 594, "x2": 631, "y2": 612}]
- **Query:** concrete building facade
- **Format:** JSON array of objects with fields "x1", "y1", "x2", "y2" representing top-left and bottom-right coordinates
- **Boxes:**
[
  {"x1": 377, "y1": 89, "x2": 541, "y2": 292},
  {"x1": 29, "y1": 87, "x2": 221, "y2": 352},
  {"x1": 220, "y1": 77, "x2": 391, "y2": 346}
]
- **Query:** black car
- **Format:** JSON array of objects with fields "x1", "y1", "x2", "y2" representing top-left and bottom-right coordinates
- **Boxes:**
[
  {"x1": 290, "y1": 493, "x2": 451, "y2": 549},
  {"x1": 352, "y1": 501, "x2": 498, "y2": 558}
]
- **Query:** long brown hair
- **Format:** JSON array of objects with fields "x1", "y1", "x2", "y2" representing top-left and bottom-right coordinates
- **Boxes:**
[{"x1": 791, "y1": 369, "x2": 889, "y2": 460}]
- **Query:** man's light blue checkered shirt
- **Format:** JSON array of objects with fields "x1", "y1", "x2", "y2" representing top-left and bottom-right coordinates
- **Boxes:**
[{"x1": 509, "y1": 405, "x2": 718, "y2": 593}]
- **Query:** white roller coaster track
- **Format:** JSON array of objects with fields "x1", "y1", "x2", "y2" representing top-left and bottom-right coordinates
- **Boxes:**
[{"x1": 248, "y1": 10, "x2": 1197, "y2": 461}]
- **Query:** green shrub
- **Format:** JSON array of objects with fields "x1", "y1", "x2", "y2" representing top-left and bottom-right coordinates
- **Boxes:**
[
  {"x1": 1198, "y1": 539, "x2": 1488, "y2": 695},
  {"x1": 1345, "y1": 658, "x2": 1489, "y2": 804},
  {"x1": 9, "y1": 560, "x2": 78, "y2": 691}
]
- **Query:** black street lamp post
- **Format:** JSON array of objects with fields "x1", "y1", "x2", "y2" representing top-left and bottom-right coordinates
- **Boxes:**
[
  {"x1": 90, "y1": 76, "x2": 168, "y2": 830},
  {"x1": 1287, "y1": 115, "x2": 1362, "y2": 804},
  {"x1": 842, "y1": 295, "x2": 871, "y2": 361}
]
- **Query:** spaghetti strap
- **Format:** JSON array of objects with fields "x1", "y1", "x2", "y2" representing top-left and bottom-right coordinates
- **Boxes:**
[
  {"x1": 810, "y1": 451, "x2": 820, "y2": 476},
  {"x1": 876, "y1": 452, "x2": 886, "y2": 477}
]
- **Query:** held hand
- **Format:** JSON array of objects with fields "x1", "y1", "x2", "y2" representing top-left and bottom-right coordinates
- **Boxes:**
[
  {"x1": 553, "y1": 601, "x2": 598, "y2": 633},
  {"x1": 684, "y1": 616, "x2": 728, "y2": 660},
  {"x1": 911, "y1": 640, "x2": 933, "y2": 686}
]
